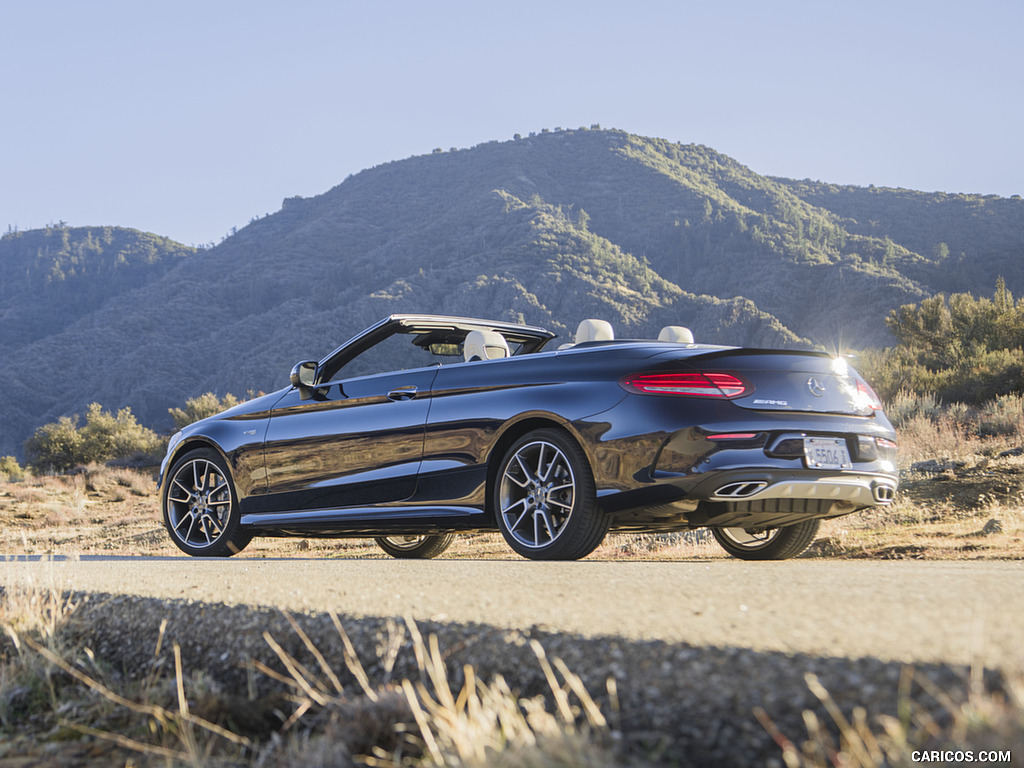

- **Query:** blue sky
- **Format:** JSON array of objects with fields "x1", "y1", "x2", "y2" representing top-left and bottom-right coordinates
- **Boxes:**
[{"x1": 2, "y1": 0, "x2": 1021, "y2": 246}]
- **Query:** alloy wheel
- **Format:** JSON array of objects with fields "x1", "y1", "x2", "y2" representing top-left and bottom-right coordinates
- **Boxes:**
[
  {"x1": 166, "y1": 457, "x2": 233, "y2": 550},
  {"x1": 498, "y1": 440, "x2": 577, "y2": 550}
]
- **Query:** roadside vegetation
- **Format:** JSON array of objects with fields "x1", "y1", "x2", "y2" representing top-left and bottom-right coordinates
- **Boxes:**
[
  {"x1": 0, "y1": 586, "x2": 616, "y2": 767},
  {"x1": 1, "y1": 584, "x2": 1021, "y2": 766},
  {"x1": 22, "y1": 402, "x2": 162, "y2": 474},
  {"x1": 756, "y1": 671, "x2": 1023, "y2": 768},
  {"x1": 13, "y1": 392, "x2": 242, "y2": 476},
  {"x1": 858, "y1": 278, "x2": 1024, "y2": 406},
  {"x1": 169, "y1": 392, "x2": 243, "y2": 431}
]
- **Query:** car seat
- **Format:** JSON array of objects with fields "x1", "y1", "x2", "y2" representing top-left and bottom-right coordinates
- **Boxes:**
[
  {"x1": 658, "y1": 325, "x2": 695, "y2": 343},
  {"x1": 464, "y1": 330, "x2": 510, "y2": 362},
  {"x1": 574, "y1": 319, "x2": 614, "y2": 344}
]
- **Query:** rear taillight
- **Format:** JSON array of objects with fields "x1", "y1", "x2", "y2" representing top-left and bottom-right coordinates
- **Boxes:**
[
  {"x1": 620, "y1": 372, "x2": 749, "y2": 398},
  {"x1": 856, "y1": 380, "x2": 883, "y2": 411}
]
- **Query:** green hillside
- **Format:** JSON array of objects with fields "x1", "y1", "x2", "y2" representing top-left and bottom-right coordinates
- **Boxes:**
[
  {"x1": 0, "y1": 129, "x2": 1021, "y2": 458},
  {"x1": 0, "y1": 225, "x2": 196, "y2": 354},
  {"x1": 775, "y1": 179, "x2": 1024, "y2": 297}
]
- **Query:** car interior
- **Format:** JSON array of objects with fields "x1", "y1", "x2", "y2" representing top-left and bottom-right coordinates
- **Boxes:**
[
  {"x1": 463, "y1": 330, "x2": 510, "y2": 362},
  {"x1": 559, "y1": 319, "x2": 695, "y2": 350},
  {"x1": 657, "y1": 325, "x2": 695, "y2": 343}
]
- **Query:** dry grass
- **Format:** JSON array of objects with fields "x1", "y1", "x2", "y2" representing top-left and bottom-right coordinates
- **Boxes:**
[
  {"x1": 810, "y1": 401, "x2": 1024, "y2": 561},
  {"x1": 0, "y1": 587, "x2": 617, "y2": 767},
  {"x1": 1, "y1": 584, "x2": 1022, "y2": 767},
  {"x1": 757, "y1": 669, "x2": 1024, "y2": 767}
]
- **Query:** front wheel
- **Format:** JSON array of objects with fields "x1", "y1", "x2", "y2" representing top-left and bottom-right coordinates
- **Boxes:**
[
  {"x1": 374, "y1": 534, "x2": 455, "y2": 559},
  {"x1": 711, "y1": 519, "x2": 820, "y2": 561},
  {"x1": 492, "y1": 428, "x2": 608, "y2": 560},
  {"x1": 162, "y1": 448, "x2": 252, "y2": 557}
]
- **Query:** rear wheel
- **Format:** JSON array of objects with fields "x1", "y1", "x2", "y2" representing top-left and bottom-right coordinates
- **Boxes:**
[
  {"x1": 711, "y1": 519, "x2": 820, "y2": 560},
  {"x1": 374, "y1": 534, "x2": 455, "y2": 559},
  {"x1": 493, "y1": 428, "x2": 608, "y2": 560},
  {"x1": 163, "y1": 449, "x2": 252, "y2": 557}
]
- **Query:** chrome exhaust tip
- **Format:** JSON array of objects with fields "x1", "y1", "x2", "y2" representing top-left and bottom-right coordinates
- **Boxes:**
[
  {"x1": 872, "y1": 483, "x2": 897, "y2": 504},
  {"x1": 714, "y1": 481, "x2": 769, "y2": 499}
]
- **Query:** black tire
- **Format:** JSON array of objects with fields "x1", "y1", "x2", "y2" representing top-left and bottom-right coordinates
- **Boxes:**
[
  {"x1": 492, "y1": 428, "x2": 609, "y2": 560},
  {"x1": 711, "y1": 519, "x2": 821, "y2": 561},
  {"x1": 374, "y1": 534, "x2": 456, "y2": 559},
  {"x1": 162, "y1": 448, "x2": 252, "y2": 557}
]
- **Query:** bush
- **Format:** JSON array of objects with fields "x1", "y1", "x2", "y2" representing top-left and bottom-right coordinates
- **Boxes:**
[
  {"x1": 168, "y1": 392, "x2": 241, "y2": 430},
  {"x1": 23, "y1": 416, "x2": 84, "y2": 473},
  {"x1": 978, "y1": 393, "x2": 1024, "y2": 438},
  {"x1": 867, "y1": 280, "x2": 1024, "y2": 406},
  {"x1": 24, "y1": 403, "x2": 162, "y2": 473},
  {"x1": 885, "y1": 389, "x2": 942, "y2": 429},
  {"x1": 0, "y1": 455, "x2": 25, "y2": 482}
]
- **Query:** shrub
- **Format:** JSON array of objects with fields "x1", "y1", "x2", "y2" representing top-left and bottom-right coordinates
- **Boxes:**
[
  {"x1": 168, "y1": 392, "x2": 241, "y2": 430},
  {"x1": 22, "y1": 416, "x2": 84, "y2": 473},
  {"x1": 0, "y1": 455, "x2": 25, "y2": 482},
  {"x1": 868, "y1": 280, "x2": 1024, "y2": 406},
  {"x1": 24, "y1": 403, "x2": 162, "y2": 473},
  {"x1": 885, "y1": 389, "x2": 942, "y2": 428},
  {"x1": 978, "y1": 393, "x2": 1024, "y2": 438}
]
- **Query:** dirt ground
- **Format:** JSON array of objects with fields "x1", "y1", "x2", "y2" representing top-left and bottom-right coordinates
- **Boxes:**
[{"x1": 1, "y1": 451, "x2": 1021, "y2": 561}]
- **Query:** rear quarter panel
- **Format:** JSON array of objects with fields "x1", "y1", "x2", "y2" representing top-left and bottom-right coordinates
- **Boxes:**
[{"x1": 424, "y1": 351, "x2": 633, "y2": 466}]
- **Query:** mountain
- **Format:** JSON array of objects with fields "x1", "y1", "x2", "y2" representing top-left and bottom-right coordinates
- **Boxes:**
[
  {"x1": 0, "y1": 225, "x2": 196, "y2": 356},
  {"x1": 1, "y1": 129, "x2": 1022, "y2": 459},
  {"x1": 774, "y1": 179, "x2": 1024, "y2": 297}
]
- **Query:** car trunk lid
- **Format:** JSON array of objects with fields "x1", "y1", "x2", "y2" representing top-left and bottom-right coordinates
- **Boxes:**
[{"x1": 679, "y1": 349, "x2": 877, "y2": 416}]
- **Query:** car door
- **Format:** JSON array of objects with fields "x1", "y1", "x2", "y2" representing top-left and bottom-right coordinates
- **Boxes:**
[{"x1": 257, "y1": 365, "x2": 439, "y2": 514}]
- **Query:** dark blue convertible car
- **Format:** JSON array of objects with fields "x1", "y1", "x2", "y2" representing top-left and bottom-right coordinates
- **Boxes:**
[{"x1": 159, "y1": 314, "x2": 898, "y2": 561}]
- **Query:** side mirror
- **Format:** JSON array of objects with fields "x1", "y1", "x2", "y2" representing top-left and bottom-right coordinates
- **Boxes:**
[{"x1": 290, "y1": 360, "x2": 318, "y2": 388}]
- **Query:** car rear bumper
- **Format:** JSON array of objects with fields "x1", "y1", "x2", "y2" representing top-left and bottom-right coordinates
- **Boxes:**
[
  {"x1": 690, "y1": 468, "x2": 898, "y2": 507},
  {"x1": 601, "y1": 466, "x2": 898, "y2": 532}
]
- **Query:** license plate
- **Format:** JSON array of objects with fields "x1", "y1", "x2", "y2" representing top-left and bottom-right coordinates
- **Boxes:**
[{"x1": 803, "y1": 437, "x2": 852, "y2": 470}]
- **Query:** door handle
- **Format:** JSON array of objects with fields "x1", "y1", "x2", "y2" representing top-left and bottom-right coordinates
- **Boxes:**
[{"x1": 387, "y1": 386, "x2": 418, "y2": 401}]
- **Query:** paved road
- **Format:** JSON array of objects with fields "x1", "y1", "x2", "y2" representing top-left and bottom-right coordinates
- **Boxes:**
[{"x1": 3, "y1": 556, "x2": 1023, "y2": 668}]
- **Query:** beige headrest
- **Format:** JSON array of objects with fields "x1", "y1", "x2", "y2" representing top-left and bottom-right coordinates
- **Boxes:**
[
  {"x1": 575, "y1": 319, "x2": 614, "y2": 344},
  {"x1": 658, "y1": 325, "x2": 694, "y2": 343},
  {"x1": 464, "y1": 330, "x2": 509, "y2": 362}
]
